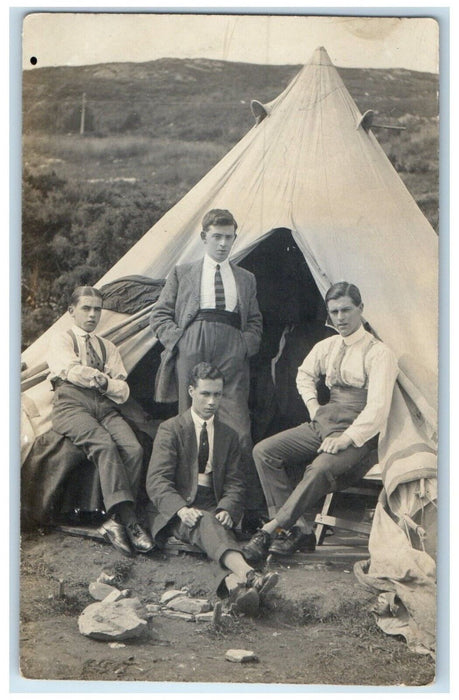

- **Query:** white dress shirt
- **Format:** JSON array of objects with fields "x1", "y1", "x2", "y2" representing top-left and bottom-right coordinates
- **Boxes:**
[
  {"x1": 190, "y1": 409, "x2": 215, "y2": 487},
  {"x1": 296, "y1": 324, "x2": 399, "y2": 447},
  {"x1": 47, "y1": 325, "x2": 130, "y2": 404},
  {"x1": 200, "y1": 254, "x2": 238, "y2": 311}
]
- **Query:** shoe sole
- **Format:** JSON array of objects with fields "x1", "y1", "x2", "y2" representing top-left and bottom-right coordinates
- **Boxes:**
[
  {"x1": 98, "y1": 528, "x2": 135, "y2": 558},
  {"x1": 258, "y1": 572, "x2": 279, "y2": 597},
  {"x1": 268, "y1": 547, "x2": 315, "y2": 556},
  {"x1": 131, "y1": 543, "x2": 156, "y2": 554},
  {"x1": 233, "y1": 588, "x2": 260, "y2": 616}
]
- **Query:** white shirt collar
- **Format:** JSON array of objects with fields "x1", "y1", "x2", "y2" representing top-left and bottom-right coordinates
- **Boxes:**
[
  {"x1": 190, "y1": 408, "x2": 215, "y2": 429},
  {"x1": 72, "y1": 324, "x2": 97, "y2": 338},
  {"x1": 342, "y1": 324, "x2": 366, "y2": 346},
  {"x1": 203, "y1": 253, "x2": 231, "y2": 271}
]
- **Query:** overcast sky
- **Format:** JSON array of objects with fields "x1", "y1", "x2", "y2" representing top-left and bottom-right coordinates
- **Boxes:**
[{"x1": 22, "y1": 13, "x2": 439, "y2": 73}]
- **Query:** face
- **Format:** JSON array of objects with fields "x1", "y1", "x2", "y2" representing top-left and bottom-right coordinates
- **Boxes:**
[
  {"x1": 188, "y1": 377, "x2": 224, "y2": 420},
  {"x1": 69, "y1": 295, "x2": 102, "y2": 333},
  {"x1": 327, "y1": 295, "x2": 363, "y2": 337},
  {"x1": 201, "y1": 224, "x2": 236, "y2": 262}
]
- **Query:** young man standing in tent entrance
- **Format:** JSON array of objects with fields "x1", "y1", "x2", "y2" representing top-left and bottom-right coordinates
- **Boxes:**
[
  {"x1": 150, "y1": 208, "x2": 266, "y2": 529},
  {"x1": 47, "y1": 286, "x2": 155, "y2": 558},
  {"x1": 243, "y1": 282, "x2": 399, "y2": 563},
  {"x1": 145, "y1": 362, "x2": 279, "y2": 616}
]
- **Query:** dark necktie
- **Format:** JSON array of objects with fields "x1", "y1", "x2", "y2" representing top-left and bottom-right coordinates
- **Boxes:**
[
  {"x1": 198, "y1": 422, "x2": 209, "y2": 473},
  {"x1": 214, "y1": 264, "x2": 226, "y2": 310},
  {"x1": 85, "y1": 334, "x2": 104, "y2": 371}
]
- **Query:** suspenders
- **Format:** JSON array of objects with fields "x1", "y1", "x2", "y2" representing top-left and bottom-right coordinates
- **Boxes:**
[{"x1": 67, "y1": 328, "x2": 107, "y2": 366}]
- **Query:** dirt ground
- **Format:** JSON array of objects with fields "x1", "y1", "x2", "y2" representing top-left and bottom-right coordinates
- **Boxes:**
[{"x1": 17, "y1": 527, "x2": 435, "y2": 689}]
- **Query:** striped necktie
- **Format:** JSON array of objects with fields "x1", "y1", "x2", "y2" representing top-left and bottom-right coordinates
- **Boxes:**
[
  {"x1": 198, "y1": 422, "x2": 209, "y2": 473},
  {"x1": 329, "y1": 340, "x2": 347, "y2": 386},
  {"x1": 85, "y1": 334, "x2": 104, "y2": 371},
  {"x1": 214, "y1": 264, "x2": 226, "y2": 310}
]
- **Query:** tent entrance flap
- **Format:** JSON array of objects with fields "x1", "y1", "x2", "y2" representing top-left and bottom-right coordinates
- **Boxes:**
[{"x1": 239, "y1": 228, "x2": 334, "y2": 442}]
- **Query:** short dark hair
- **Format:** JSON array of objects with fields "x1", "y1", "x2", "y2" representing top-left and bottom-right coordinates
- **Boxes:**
[
  {"x1": 201, "y1": 209, "x2": 237, "y2": 233},
  {"x1": 69, "y1": 286, "x2": 103, "y2": 308},
  {"x1": 325, "y1": 282, "x2": 362, "y2": 308},
  {"x1": 189, "y1": 362, "x2": 225, "y2": 388}
]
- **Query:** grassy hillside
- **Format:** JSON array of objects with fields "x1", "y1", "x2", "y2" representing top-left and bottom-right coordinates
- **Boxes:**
[{"x1": 21, "y1": 58, "x2": 439, "y2": 347}]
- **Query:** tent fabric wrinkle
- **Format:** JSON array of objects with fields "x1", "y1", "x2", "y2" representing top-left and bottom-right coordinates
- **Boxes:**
[{"x1": 20, "y1": 46, "x2": 437, "y2": 654}]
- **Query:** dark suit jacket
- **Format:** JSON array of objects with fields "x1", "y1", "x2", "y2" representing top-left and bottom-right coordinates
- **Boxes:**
[
  {"x1": 145, "y1": 409, "x2": 246, "y2": 542},
  {"x1": 150, "y1": 258, "x2": 263, "y2": 401}
]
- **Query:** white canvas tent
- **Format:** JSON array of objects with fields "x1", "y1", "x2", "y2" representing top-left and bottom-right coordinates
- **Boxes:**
[{"x1": 21, "y1": 47, "x2": 438, "y2": 653}]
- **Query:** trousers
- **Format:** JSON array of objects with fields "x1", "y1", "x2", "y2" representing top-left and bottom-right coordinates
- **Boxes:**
[
  {"x1": 169, "y1": 486, "x2": 244, "y2": 594},
  {"x1": 51, "y1": 384, "x2": 144, "y2": 513},
  {"x1": 253, "y1": 392, "x2": 376, "y2": 530},
  {"x1": 176, "y1": 319, "x2": 265, "y2": 512}
]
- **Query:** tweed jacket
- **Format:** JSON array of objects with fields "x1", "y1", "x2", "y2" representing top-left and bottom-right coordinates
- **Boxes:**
[
  {"x1": 150, "y1": 258, "x2": 263, "y2": 402},
  {"x1": 145, "y1": 409, "x2": 245, "y2": 541}
]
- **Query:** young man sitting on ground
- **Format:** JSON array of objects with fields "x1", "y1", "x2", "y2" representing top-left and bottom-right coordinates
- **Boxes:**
[{"x1": 145, "y1": 362, "x2": 279, "y2": 616}]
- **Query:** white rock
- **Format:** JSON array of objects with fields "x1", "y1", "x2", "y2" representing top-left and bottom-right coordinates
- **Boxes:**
[
  {"x1": 78, "y1": 600, "x2": 147, "y2": 641},
  {"x1": 166, "y1": 595, "x2": 211, "y2": 615},
  {"x1": 161, "y1": 609, "x2": 194, "y2": 621},
  {"x1": 225, "y1": 649, "x2": 259, "y2": 663},
  {"x1": 160, "y1": 589, "x2": 184, "y2": 605},
  {"x1": 146, "y1": 603, "x2": 161, "y2": 613},
  {"x1": 195, "y1": 611, "x2": 214, "y2": 623},
  {"x1": 97, "y1": 571, "x2": 116, "y2": 585},
  {"x1": 88, "y1": 581, "x2": 118, "y2": 601},
  {"x1": 102, "y1": 589, "x2": 126, "y2": 604}
]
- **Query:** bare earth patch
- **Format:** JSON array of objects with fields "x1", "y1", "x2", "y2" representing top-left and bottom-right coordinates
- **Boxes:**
[{"x1": 18, "y1": 530, "x2": 435, "y2": 687}]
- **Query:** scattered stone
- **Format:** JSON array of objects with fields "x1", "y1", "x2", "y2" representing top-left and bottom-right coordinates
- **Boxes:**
[
  {"x1": 56, "y1": 579, "x2": 65, "y2": 598},
  {"x1": 166, "y1": 595, "x2": 211, "y2": 615},
  {"x1": 225, "y1": 649, "x2": 259, "y2": 663},
  {"x1": 195, "y1": 611, "x2": 214, "y2": 623},
  {"x1": 78, "y1": 600, "x2": 147, "y2": 641},
  {"x1": 89, "y1": 581, "x2": 119, "y2": 601},
  {"x1": 145, "y1": 603, "x2": 161, "y2": 618},
  {"x1": 161, "y1": 609, "x2": 194, "y2": 621},
  {"x1": 97, "y1": 571, "x2": 116, "y2": 585},
  {"x1": 146, "y1": 603, "x2": 161, "y2": 613},
  {"x1": 212, "y1": 601, "x2": 222, "y2": 627},
  {"x1": 108, "y1": 642, "x2": 126, "y2": 649},
  {"x1": 102, "y1": 589, "x2": 127, "y2": 604},
  {"x1": 160, "y1": 590, "x2": 184, "y2": 605}
]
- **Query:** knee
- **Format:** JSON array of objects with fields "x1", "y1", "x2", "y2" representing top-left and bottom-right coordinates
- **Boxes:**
[
  {"x1": 304, "y1": 460, "x2": 336, "y2": 490},
  {"x1": 253, "y1": 439, "x2": 282, "y2": 471}
]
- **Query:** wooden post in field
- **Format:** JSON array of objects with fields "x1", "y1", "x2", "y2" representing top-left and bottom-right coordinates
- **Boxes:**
[{"x1": 80, "y1": 92, "x2": 86, "y2": 135}]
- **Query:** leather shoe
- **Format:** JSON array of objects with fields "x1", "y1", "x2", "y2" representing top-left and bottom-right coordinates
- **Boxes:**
[
  {"x1": 269, "y1": 527, "x2": 316, "y2": 556},
  {"x1": 242, "y1": 529, "x2": 272, "y2": 566},
  {"x1": 229, "y1": 585, "x2": 260, "y2": 616},
  {"x1": 98, "y1": 516, "x2": 134, "y2": 557},
  {"x1": 246, "y1": 570, "x2": 279, "y2": 600},
  {"x1": 125, "y1": 522, "x2": 156, "y2": 554}
]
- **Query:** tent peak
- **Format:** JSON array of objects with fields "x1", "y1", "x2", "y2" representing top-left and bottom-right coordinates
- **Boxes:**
[{"x1": 309, "y1": 46, "x2": 333, "y2": 66}]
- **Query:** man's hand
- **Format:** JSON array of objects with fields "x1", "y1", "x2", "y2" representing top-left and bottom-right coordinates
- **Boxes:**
[
  {"x1": 318, "y1": 434, "x2": 354, "y2": 454},
  {"x1": 306, "y1": 398, "x2": 320, "y2": 421},
  {"x1": 215, "y1": 510, "x2": 233, "y2": 529},
  {"x1": 91, "y1": 373, "x2": 108, "y2": 392},
  {"x1": 177, "y1": 507, "x2": 203, "y2": 528}
]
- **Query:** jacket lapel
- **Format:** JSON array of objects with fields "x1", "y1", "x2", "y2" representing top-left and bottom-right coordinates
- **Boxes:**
[
  {"x1": 231, "y1": 263, "x2": 248, "y2": 319},
  {"x1": 178, "y1": 409, "x2": 198, "y2": 468},
  {"x1": 185, "y1": 259, "x2": 204, "y2": 308}
]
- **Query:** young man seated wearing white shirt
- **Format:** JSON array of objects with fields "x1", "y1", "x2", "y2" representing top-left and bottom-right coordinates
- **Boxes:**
[
  {"x1": 47, "y1": 286, "x2": 155, "y2": 558},
  {"x1": 243, "y1": 281, "x2": 399, "y2": 563},
  {"x1": 145, "y1": 362, "x2": 278, "y2": 616}
]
